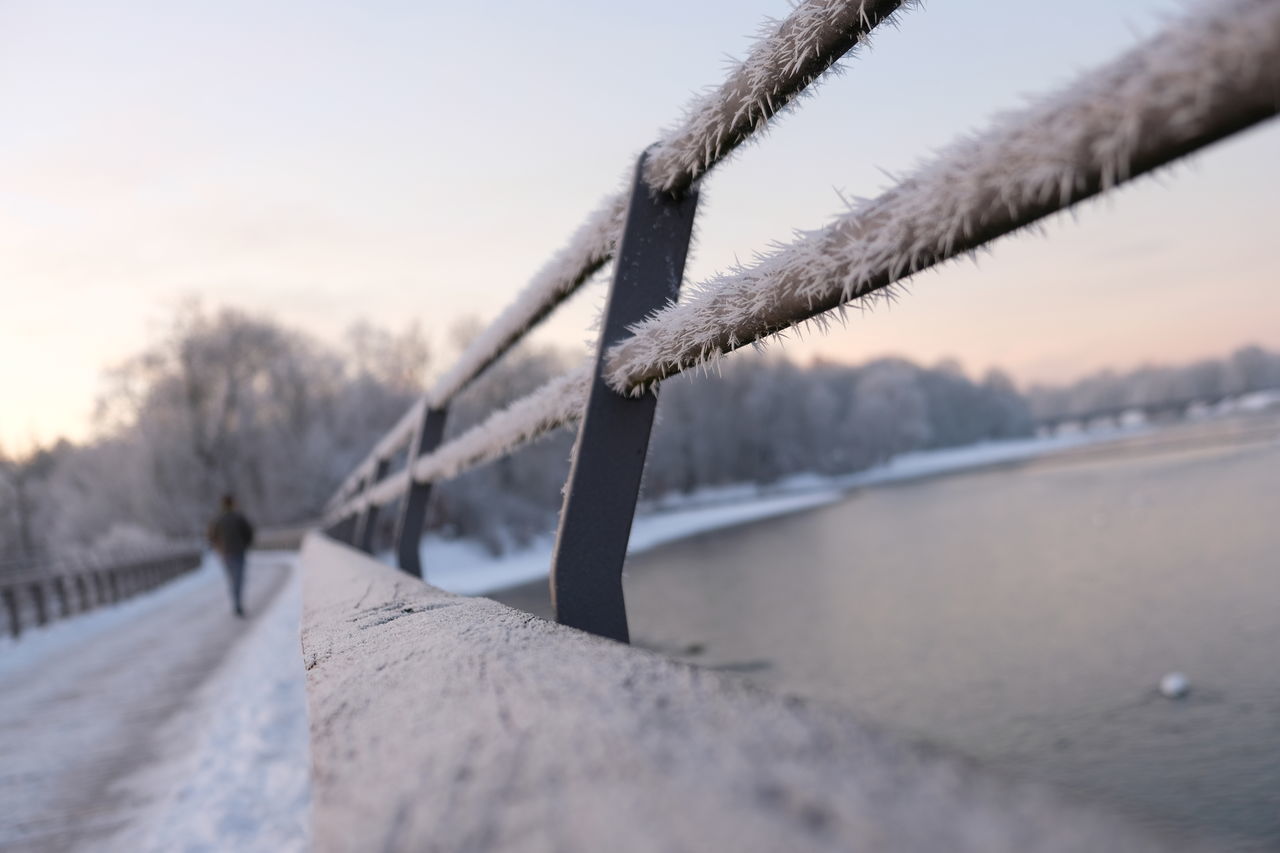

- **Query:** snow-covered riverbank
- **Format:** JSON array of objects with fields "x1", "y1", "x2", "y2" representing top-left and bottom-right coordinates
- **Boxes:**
[{"x1": 402, "y1": 427, "x2": 1133, "y2": 596}]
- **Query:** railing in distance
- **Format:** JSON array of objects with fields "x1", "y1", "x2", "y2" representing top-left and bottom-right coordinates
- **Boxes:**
[{"x1": 0, "y1": 547, "x2": 204, "y2": 639}]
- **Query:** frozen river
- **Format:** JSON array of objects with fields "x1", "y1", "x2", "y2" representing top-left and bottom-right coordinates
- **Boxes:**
[{"x1": 498, "y1": 412, "x2": 1280, "y2": 850}]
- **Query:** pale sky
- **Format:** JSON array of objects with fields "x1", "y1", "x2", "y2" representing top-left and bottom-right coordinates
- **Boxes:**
[{"x1": 2, "y1": 0, "x2": 1277, "y2": 450}]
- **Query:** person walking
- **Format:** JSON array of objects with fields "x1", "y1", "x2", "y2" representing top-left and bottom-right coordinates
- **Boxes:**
[{"x1": 207, "y1": 494, "x2": 255, "y2": 617}]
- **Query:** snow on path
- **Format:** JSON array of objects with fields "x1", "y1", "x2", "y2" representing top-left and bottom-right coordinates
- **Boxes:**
[
  {"x1": 0, "y1": 553, "x2": 296, "y2": 852},
  {"x1": 101, "y1": 557, "x2": 311, "y2": 853}
]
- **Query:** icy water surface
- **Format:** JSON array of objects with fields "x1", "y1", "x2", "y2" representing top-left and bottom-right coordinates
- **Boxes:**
[
  {"x1": 627, "y1": 413, "x2": 1280, "y2": 849},
  {"x1": 500, "y1": 412, "x2": 1280, "y2": 849}
]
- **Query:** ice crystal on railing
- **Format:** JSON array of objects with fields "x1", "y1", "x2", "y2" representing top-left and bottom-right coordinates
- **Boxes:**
[
  {"x1": 606, "y1": 0, "x2": 1280, "y2": 395},
  {"x1": 332, "y1": 0, "x2": 1277, "y2": 517},
  {"x1": 331, "y1": 1, "x2": 910, "y2": 511},
  {"x1": 646, "y1": 0, "x2": 912, "y2": 194},
  {"x1": 429, "y1": 0, "x2": 914, "y2": 411},
  {"x1": 427, "y1": 199, "x2": 626, "y2": 408},
  {"x1": 418, "y1": 366, "x2": 591, "y2": 484}
]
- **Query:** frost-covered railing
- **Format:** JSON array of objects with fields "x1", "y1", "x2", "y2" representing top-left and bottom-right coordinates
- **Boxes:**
[
  {"x1": 299, "y1": 532, "x2": 1183, "y2": 853},
  {"x1": 325, "y1": 0, "x2": 1280, "y2": 642},
  {"x1": 325, "y1": 0, "x2": 910, "y2": 533},
  {"x1": 0, "y1": 547, "x2": 203, "y2": 639}
]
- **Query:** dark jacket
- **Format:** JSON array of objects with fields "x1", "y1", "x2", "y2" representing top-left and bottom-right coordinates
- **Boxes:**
[{"x1": 208, "y1": 510, "x2": 255, "y2": 557}]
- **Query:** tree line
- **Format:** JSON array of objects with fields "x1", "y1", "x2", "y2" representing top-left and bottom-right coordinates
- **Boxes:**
[
  {"x1": 2, "y1": 305, "x2": 1276, "y2": 563},
  {"x1": 1027, "y1": 346, "x2": 1280, "y2": 421}
]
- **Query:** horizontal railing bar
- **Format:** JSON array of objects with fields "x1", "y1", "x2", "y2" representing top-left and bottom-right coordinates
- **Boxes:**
[
  {"x1": 426, "y1": 0, "x2": 909, "y2": 409},
  {"x1": 327, "y1": 400, "x2": 423, "y2": 512},
  {"x1": 329, "y1": 366, "x2": 590, "y2": 521},
  {"x1": 326, "y1": 201, "x2": 621, "y2": 511},
  {"x1": 644, "y1": 0, "x2": 907, "y2": 194},
  {"x1": 604, "y1": 0, "x2": 1280, "y2": 394},
  {"x1": 327, "y1": 0, "x2": 913, "y2": 512},
  {"x1": 425, "y1": 200, "x2": 626, "y2": 410},
  {"x1": 327, "y1": 0, "x2": 1279, "y2": 527}
]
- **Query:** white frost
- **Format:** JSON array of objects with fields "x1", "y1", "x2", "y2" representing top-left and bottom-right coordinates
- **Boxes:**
[
  {"x1": 645, "y1": 0, "x2": 913, "y2": 193},
  {"x1": 606, "y1": 0, "x2": 1280, "y2": 394},
  {"x1": 346, "y1": 365, "x2": 592, "y2": 515},
  {"x1": 329, "y1": 0, "x2": 909, "y2": 514}
]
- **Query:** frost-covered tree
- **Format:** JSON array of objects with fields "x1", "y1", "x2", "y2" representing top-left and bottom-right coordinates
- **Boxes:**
[
  {"x1": 1027, "y1": 345, "x2": 1280, "y2": 422},
  {"x1": 0, "y1": 442, "x2": 64, "y2": 564},
  {"x1": 427, "y1": 332, "x2": 576, "y2": 554},
  {"x1": 846, "y1": 360, "x2": 932, "y2": 465},
  {"x1": 643, "y1": 352, "x2": 1032, "y2": 497},
  {"x1": 43, "y1": 306, "x2": 1273, "y2": 559},
  {"x1": 34, "y1": 305, "x2": 429, "y2": 552}
]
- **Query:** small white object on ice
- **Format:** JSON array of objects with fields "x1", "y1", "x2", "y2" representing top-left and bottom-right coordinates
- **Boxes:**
[{"x1": 1159, "y1": 672, "x2": 1190, "y2": 699}]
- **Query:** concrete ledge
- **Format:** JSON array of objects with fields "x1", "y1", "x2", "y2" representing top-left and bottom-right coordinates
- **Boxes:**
[{"x1": 300, "y1": 532, "x2": 1192, "y2": 852}]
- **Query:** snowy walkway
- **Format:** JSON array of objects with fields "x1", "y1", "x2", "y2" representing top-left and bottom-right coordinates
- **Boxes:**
[{"x1": 0, "y1": 553, "x2": 306, "y2": 852}]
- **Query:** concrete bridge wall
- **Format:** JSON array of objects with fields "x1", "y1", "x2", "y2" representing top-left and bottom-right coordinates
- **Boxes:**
[{"x1": 299, "y1": 532, "x2": 1195, "y2": 852}]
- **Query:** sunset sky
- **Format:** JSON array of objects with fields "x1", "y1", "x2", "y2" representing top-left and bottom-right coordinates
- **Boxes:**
[{"x1": 3, "y1": 0, "x2": 1277, "y2": 450}]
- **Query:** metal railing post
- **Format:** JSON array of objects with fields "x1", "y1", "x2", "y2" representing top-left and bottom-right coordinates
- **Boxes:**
[
  {"x1": 75, "y1": 574, "x2": 91, "y2": 611},
  {"x1": 392, "y1": 406, "x2": 450, "y2": 578},
  {"x1": 3, "y1": 588, "x2": 19, "y2": 638},
  {"x1": 330, "y1": 514, "x2": 357, "y2": 544},
  {"x1": 54, "y1": 576, "x2": 70, "y2": 617},
  {"x1": 332, "y1": 475, "x2": 368, "y2": 545},
  {"x1": 550, "y1": 150, "x2": 699, "y2": 642},
  {"x1": 354, "y1": 460, "x2": 390, "y2": 554},
  {"x1": 30, "y1": 582, "x2": 48, "y2": 626}
]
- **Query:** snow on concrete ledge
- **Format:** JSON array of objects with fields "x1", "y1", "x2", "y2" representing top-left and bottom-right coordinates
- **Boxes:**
[{"x1": 300, "y1": 532, "x2": 1196, "y2": 853}]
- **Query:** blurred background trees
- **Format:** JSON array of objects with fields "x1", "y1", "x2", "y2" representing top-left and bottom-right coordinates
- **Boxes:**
[
  {"x1": 2, "y1": 301, "x2": 1276, "y2": 563},
  {"x1": 1026, "y1": 346, "x2": 1280, "y2": 422}
]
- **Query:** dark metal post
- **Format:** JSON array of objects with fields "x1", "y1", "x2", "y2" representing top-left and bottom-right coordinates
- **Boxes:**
[
  {"x1": 392, "y1": 406, "x2": 450, "y2": 578},
  {"x1": 330, "y1": 514, "x2": 358, "y2": 545},
  {"x1": 3, "y1": 588, "x2": 18, "y2": 638},
  {"x1": 54, "y1": 576, "x2": 70, "y2": 617},
  {"x1": 75, "y1": 574, "x2": 91, "y2": 611},
  {"x1": 355, "y1": 459, "x2": 390, "y2": 555},
  {"x1": 30, "y1": 583, "x2": 48, "y2": 626},
  {"x1": 550, "y1": 150, "x2": 699, "y2": 642},
  {"x1": 334, "y1": 473, "x2": 370, "y2": 546}
]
